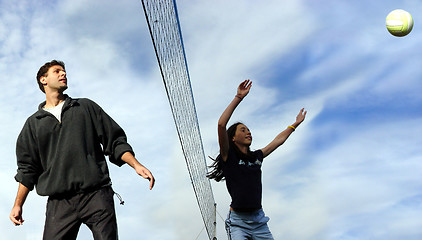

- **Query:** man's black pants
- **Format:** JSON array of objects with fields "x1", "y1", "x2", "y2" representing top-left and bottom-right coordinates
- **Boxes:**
[{"x1": 43, "y1": 186, "x2": 118, "y2": 240}]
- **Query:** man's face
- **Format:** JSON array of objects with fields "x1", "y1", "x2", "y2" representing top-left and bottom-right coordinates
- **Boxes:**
[{"x1": 41, "y1": 65, "x2": 68, "y2": 93}]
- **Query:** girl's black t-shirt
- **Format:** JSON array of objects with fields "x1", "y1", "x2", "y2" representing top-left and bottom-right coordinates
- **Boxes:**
[{"x1": 222, "y1": 148, "x2": 263, "y2": 210}]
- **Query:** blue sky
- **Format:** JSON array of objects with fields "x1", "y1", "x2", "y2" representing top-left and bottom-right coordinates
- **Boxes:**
[{"x1": 1, "y1": 0, "x2": 422, "y2": 239}]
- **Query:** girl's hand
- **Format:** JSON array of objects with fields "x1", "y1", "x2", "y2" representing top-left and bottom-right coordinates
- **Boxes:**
[
  {"x1": 236, "y1": 79, "x2": 252, "y2": 99},
  {"x1": 296, "y1": 108, "x2": 307, "y2": 124}
]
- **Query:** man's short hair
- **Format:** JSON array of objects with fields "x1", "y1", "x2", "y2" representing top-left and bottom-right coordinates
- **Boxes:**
[{"x1": 36, "y1": 60, "x2": 65, "y2": 93}]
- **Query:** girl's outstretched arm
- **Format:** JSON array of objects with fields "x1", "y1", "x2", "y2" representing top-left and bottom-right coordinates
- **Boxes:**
[
  {"x1": 218, "y1": 80, "x2": 252, "y2": 161},
  {"x1": 261, "y1": 108, "x2": 307, "y2": 158}
]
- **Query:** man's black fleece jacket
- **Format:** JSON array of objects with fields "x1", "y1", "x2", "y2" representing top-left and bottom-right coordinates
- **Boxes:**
[{"x1": 14, "y1": 96, "x2": 134, "y2": 197}]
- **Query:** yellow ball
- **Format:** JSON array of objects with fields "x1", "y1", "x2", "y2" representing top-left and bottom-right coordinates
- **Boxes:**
[{"x1": 386, "y1": 9, "x2": 414, "y2": 37}]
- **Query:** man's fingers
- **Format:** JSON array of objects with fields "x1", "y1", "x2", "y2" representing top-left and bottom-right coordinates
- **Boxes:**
[
  {"x1": 10, "y1": 216, "x2": 23, "y2": 226},
  {"x1": 139, "y1": 169, "x2": 155, "y2": 190},
  {"x1": 149, "y1": 177, "x2": 155, "y2": 190}
]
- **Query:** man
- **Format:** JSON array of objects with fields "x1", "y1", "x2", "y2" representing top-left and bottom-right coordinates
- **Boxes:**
[{"x1": 9, "y1": 60, "x2": 155, "y2": 239}]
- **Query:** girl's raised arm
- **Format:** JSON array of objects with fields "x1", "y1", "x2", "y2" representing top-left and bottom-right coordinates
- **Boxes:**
[
  {"x1": 261, "y1": 108, "x2": 307, "y2": 158},
  {"x1": 218, "y1": 80, "x2": 252, "y2": 161}
]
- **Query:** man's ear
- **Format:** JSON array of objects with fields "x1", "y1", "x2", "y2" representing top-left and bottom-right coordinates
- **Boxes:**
[{"x1": 40, "y1": 76, "x2": 47, "y2": 85}]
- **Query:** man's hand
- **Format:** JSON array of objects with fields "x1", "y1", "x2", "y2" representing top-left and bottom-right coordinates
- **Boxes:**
[
  {"x1": 10, "y1": 206, "x2": 24, "y2": 226},
  {"x1": 121, "y1": 152, "x2": 155, "y2": 190},
  {"x1": 10, "y1": 183, "x2": 29, "y2": 226},
  {"x1": 135, "y1": 164, "x2": 155, "y2": 190}
]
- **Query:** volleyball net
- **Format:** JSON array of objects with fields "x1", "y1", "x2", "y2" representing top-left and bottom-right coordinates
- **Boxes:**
[{"x1": 141, "y1": 0, "x2": 216, "y2": 239}]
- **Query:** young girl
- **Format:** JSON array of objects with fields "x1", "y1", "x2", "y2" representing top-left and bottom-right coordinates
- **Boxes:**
[{"x1": 207, "y1": 80, "x2": 306, "y2": 239}]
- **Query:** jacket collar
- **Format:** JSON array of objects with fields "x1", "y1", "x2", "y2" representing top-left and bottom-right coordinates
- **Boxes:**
[{"x1": 35, "y1": 95, "x2": 78, "y2": 119}]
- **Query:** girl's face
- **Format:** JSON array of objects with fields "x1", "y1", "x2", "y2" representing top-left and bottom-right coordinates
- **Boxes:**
[{"x1": 232, "y1": 124, "x2": 252, "y2": 146}]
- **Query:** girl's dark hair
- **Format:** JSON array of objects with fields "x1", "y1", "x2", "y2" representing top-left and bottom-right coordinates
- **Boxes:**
[{"x1": 207, "y1": 122, "x2": 254, "y2": 182}]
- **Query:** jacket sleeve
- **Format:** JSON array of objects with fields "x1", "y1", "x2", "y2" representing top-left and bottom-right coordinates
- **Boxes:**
[
  {"x1": 88, "y1": 100, "x2": 134, "y2": 167},
  {"x1": 14, "y1": 120, "x2": 42, "y2": 191}
]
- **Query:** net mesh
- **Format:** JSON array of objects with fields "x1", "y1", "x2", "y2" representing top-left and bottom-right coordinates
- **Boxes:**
[{"x1": 141, "y1": 0, "x2": 216, "y2": 239}]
